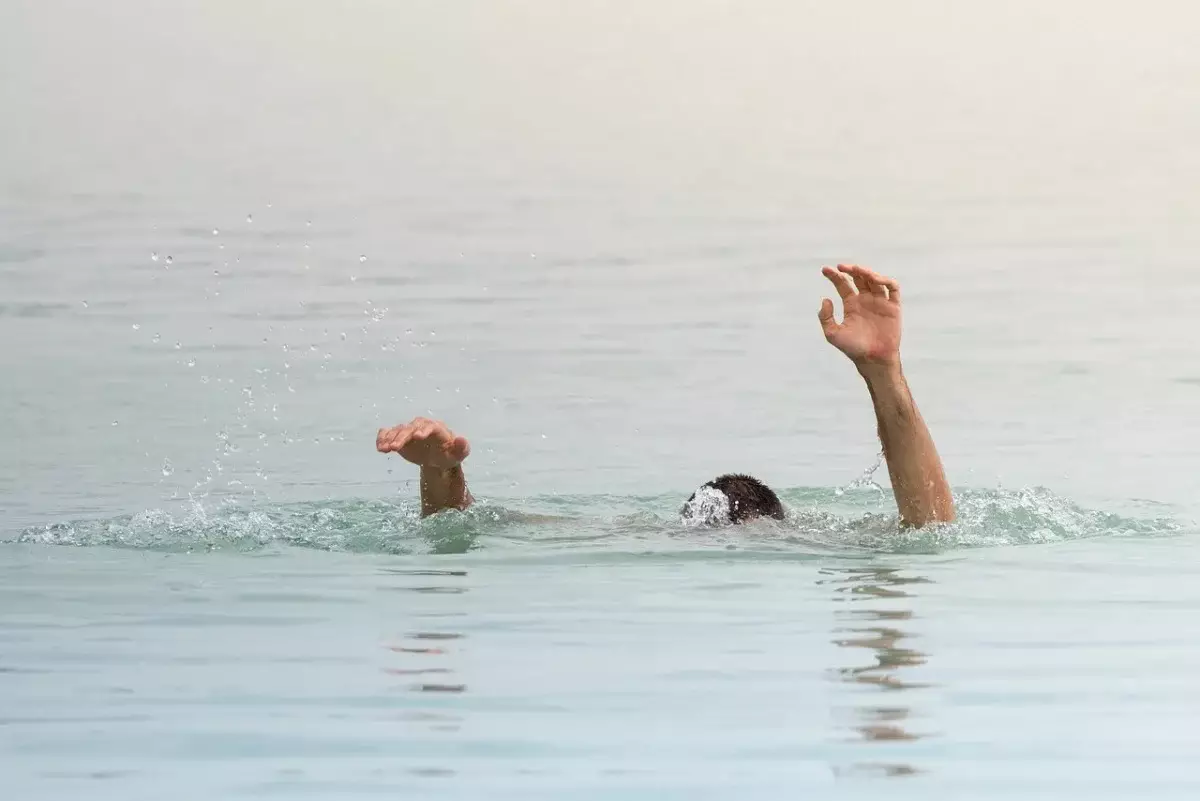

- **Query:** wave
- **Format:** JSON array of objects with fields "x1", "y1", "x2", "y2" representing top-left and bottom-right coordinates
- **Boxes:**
[{"x1": 10, "y1": 487, "x2": 1187, "y2": 557}]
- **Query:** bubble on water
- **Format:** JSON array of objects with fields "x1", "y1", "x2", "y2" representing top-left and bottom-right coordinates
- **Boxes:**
[
  {"x1": 161, "y1": 458, "x2": 174, "y2": 477},
  {"x1": 132, "y1": 323, "x2": 141, "y2": 331},
  {"x1": 350, "y1": 275, "x2": 357, "y2": 282},
  {"x1": 213, "y1": 269, "x2": 220, "y2": 276},
  {"x1": 306, "y1": 220, "x2": 312, "y2": 228},
  {"x1": 246, "y1": 214, "x2": 253, "y2": 223},
  {"x1": 151, "y1": 252, "x2": 159, "y2": 262},
  {"x1": 200, "y1": 375, "x2": 209, "y2": 384},
  {"x1": 187, "y1": 358, "x2": 196, "y2": 368},
  {"x1": 81, "y1": 300, "x2": 89, "y2": 308},
  {"x1": 165, "y1": 256, "x2": 174, "y2": 266},
  {"x1": 304, "y1": 242, "x2": 310, "y2": 250},
  {"x1": 212, "y1": 228, "x2": 219, "y2": 236},
  {"x1": 531, "y1": 253, "x2": 537, "y2": 259},
  {"x1": 358, "y1": 254, "x2": 368, "y2": 264},
  {"x1": 405, "y1": 328, "x2": 413, "y2": 335},
  {"x1": 174, "y1": 342, "x2": 181, "y2": 350},
  {"x1": 429, "y1": 331, "x2": 436, "y2": 337},
  {"x1": 266, "y1": 202, "x2": 272, "y2": 209},
  {"x1": 282, "y1": 344, "x2": 289, "y2": 352},
  {"x1": 152, "y1": 333, "x2": 161, "y2": 343},
  {"x1": 541, "y1": 434, "x2": 547, "y2": 439},
  {"x1": 309, "y1": 344, "x2": 317, "y2": 352},
  {"x1": 111, "y1": 420, "x2": 119, "y2": 427},
  {"x1": 340, "y1": 332, "x2": 347, "y2": 341}
]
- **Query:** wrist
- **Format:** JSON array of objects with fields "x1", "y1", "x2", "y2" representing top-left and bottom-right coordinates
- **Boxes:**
[
  {"x1": 420, "y1": 464, "x2": 463, "y2": 480},
  {"x1": 855, "y1": 357, "x2": 903, "y2": 385}
]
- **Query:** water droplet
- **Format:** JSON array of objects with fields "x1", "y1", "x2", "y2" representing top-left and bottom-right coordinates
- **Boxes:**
[
  {"x1": 350, "y1": 275, "x2": 357, "y2": 282},
  {"x1": 246, "y1": 214, "x2": 253, "y2": 223},
  {"x1": 150, "y1": 252, "x2": 159, "y2": 262},
  {"x1": 174, "y1": 342, "x2": 181, "y2": 350},
  {"x1": 266, "y1": 202, "x2": 273, "y2": 208},
  {"x1": 309, "y1": 344, "x2": 317, "y2": 352},
  {"x1": 81, "y1": 300, "x2": 89, "y2": 308},
  {"x1": 304, "y1": 242, "x2": 310, "y2": 250},
  {"x1": 340, "y1": 332, "x2": 347, "y2": 341},
  {"x1": 212, "y1": 228, "x2": 219, "y2": 236},
  {"x1": 541, "y1": 433, "x2": 547, "y2": 439},
  {"x1": 161, "y1": 458, "x2": 174, "y2": 477},
  {"x1": 531, "y1": 253, "x2": 537, "y2": 259},
  {"x1": 200, "y1": 375, "x2": 209, "y2": 383},
  {"x1": 152, "y1": 333, "x2": 161, "y2": 343},
  {"x1": 282, "y1": 344, "x2": 289, "y2": 352},
  {"x1": 213, "y1": 269, "x2": 220, "y2": 276},
  {"x1": 429, "y1": 331, "x2": 436, "y2": 337},
  {"x1": 405, "y1": 328, "x2": 413, "y2": 335},
  {"x1": 359, "y1": 254, "x2": 367, "y2": 263},
  {"x1": 306, "y1": 220, "x2": 312, "y2": 228},
  {"x1": 187, "y1": 358, "x2": 196, "y2": 367},
  {"x1": 111, "y1": 420, "x2": 119, "y2": 427},
  {"x1": 165, "y1": 255, "x2": 173, "y2": 266},
  {"x1": 132, "y1": 323, "x2": 141, "y2": 331}
]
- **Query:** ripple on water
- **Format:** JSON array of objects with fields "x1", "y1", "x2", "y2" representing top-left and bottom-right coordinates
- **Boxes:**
[{"x1": 9, "y1": 487, "x2": 1186, "y2": 558}]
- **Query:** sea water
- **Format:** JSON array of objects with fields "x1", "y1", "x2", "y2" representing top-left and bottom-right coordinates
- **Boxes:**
[{"x1": 4, "y1": 1, "x2": 1200, "y2": 797}]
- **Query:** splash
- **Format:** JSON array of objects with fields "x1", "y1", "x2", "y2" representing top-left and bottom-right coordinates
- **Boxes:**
[{"x1": 11, "y1": 487, "x2": 1185, "y2": 556}]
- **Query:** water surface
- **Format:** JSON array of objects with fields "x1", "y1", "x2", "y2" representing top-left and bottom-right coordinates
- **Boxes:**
[{"x1": 3, "y1": 0, "x2": 1200, "y2": 797}]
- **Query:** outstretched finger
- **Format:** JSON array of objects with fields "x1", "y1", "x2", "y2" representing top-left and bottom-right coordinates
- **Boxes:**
[
  {"x1": 822, "y1": 266, "x2": 856, "y2": 300},
  {"x1": 413, "y1": 421, "x2": 443, "y2": 442},
  {"x1": 818, "y1": 297, "x2": 839, "y2": 340},
  {"x1": 841, "y1": 264, "x2": 888, "y2": 299},
  {"x1": 838, "y1": 264, "x2": 874, "y2": 296},
  {"x1": 381, "y1": 426, "x2": 414, "y2": 453},
  {"x1": 876, "y1": 273, "x2": 901, "y2": 303}
]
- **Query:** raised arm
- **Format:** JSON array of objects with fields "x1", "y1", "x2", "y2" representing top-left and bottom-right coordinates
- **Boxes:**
[
  {"x1": 376, "y1": 417, "x2": 473, "y2": 517},
  {"x1": 818, "y1": 265, "x2": 955, "y2": 527}
]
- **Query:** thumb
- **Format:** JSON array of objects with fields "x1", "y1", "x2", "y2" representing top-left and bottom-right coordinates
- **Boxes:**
[{"x1": 818, "y1": 297, "x2": 839, "y2": 340}]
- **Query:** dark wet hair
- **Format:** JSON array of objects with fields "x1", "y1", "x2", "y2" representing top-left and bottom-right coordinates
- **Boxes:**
[{"x1": 683, "y1": 473, "x2": 786, "y2": 524}]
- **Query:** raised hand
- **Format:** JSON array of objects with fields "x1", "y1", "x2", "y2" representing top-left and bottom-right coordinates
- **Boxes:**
[
  {"x1": 376, "y1": 417, "x2": 470, "y2": 470},
  {"x1": 818, "y1": 264, "x2": 903, "y2": 367}
]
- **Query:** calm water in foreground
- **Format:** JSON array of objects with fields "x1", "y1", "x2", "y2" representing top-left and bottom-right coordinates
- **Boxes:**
[{"x1": 3, "y1": 1, "x2": 1200, "y2": 797}]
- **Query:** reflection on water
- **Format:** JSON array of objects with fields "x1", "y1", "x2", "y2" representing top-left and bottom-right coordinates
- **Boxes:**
[
  {"x1": 821, "y1": 565, "x2": 934, "y2": 778},
  {"x1": 384, "y1": 569, "x2": 469, "y2": 702}
]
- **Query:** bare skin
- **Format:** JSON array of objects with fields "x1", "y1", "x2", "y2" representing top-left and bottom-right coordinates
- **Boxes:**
[
  {"x1": 818, "y1": 264, "x2": 955, "y2": 526},
  {"x1": 378, "y1": 266, "x2": 954, "y2": 527},
  {"x1": 375, "y1": 418, "x2": 472, "y2": 517}
]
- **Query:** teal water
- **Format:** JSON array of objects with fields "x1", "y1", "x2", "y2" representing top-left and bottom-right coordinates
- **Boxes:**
[{"x1": 4, "y1": 0, "x2": 1200, "y2": 797}]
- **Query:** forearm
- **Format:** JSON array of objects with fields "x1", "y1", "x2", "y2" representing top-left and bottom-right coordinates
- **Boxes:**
[
  {"x1": 419, "y1": 465, "x2": 473, "y2": 517},
  {"x1": 859, "y1": 362, "x2": 955, "y2": 527}
]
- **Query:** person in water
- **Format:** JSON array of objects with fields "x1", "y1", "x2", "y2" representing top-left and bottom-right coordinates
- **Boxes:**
[{"x1": 375, "y1": 265, "x2": 956, "y2": 528}]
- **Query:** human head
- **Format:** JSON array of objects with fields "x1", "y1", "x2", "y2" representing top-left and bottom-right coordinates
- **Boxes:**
[{"x1": 679, "y1": 474, "x2": 785, "y2": 527}]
